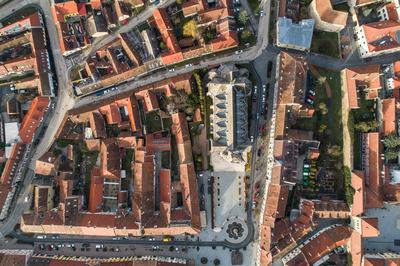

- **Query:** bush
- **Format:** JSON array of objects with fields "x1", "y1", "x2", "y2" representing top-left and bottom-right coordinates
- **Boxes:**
[
  {"x1": 354, "y1": 120, "x2": 378, "y2": 132},
  {"x1": 383, "y1": 134, "x2": 400, "y2": 161},
  {"x1": 343, "y1": 166, "x2": 355, "y2": 205},
  {"x1": 182, "y1": 20, "x2": 198, "y2": 38},
  {"x1": 193, "y1": 73, "x2": 205, "y2": 116}
]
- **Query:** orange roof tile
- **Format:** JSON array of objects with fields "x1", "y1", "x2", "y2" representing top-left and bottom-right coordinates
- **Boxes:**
[
  {"x1": 19, "y1": 96, "x2": 50, "y2": 144},
  {"x1": 51, "y1": 1, "x2": 79, "y2": 23},
  {"x1": 313, "y1": 0, "x2": 348, "y2": 27},
  {"x1": 88, "y1": 167, "x2": 103, "y2": 213},
  {"x1": 350, "y1": 230, "x2": 363, "y2": 266},
  {"x1": 300, "y1": 225, "x2": 352, "y2": 264},
  {"x1": 382, "y1": 98, "x2": 396, "y2": 136},
  {"x1": 0, "y1": 143, "x2": 25, "y2": 185},
  {"x1": 362, "y1": 20, "x2": 400, "y2": 53},
  {"x1": 100, "y1": 139, "x2": 121, "y2": 179},
  {"x1": 351, "y1": 170, "x2": 365, "y2": 216},
  {"x1": 365, "y1": 132, "x2": 384, "y2": 209},
  {"x1": 345, "y1": 66, "x2": 381, "y2": 109},
  {"x1": 361, "y1": 217, "x2": 380, "y2": 237},
  {"x1": 153, "y1": 9, "x2": 181, "y2": 54}
]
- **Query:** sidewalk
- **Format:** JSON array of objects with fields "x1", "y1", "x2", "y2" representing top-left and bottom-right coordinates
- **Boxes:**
[{"x1": 340, "y1": 71, "x2": 352, "y2": 168}]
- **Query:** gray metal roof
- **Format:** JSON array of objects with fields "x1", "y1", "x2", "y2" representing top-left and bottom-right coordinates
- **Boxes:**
[{"x1": 277, "y1": 17, "x2": 315, "y2": 50}]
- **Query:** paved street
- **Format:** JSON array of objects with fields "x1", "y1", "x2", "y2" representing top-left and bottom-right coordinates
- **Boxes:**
[{"x1": 1, "y1": 0, "x2": 399, "y2": 264}]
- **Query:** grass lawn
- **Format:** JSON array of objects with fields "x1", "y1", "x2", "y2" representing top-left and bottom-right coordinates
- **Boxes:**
[
  {"x1": 311, "y1": 31, "x2": 340, "y2": 58},
  {"x1": 292, "y1": 116, "x2": 317, "y2": 131},
  {"x1": 306, "y1": 68, "x2": 345, "y2": 199},
  {"x1": 318, "y1": 68, "x2": 343, "y2": 146},
  {"x1": 145, "y1": 110, "x2": 163, "y2": 133}
]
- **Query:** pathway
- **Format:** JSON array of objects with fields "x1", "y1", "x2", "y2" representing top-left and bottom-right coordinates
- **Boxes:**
[{"x1": 340, "y1": 71, "x2": 352, "y2": 168}]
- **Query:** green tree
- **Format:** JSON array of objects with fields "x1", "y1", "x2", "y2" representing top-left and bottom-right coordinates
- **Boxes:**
[
  {"x1": 317, "y1": 76, "x2": 326, "y2": 85},
  {"x1": 383, "y1": 133, "x2": 400, "y2": 149},
  {"x1": 182, "y1": 19, "x2": 199, "y2": 39},
  {"x1": 241, "y1": 30, "x2": 252, "y2": 40},
  {"x1": 318, "y1": 102, "x2": 328, "y2": 115},
  {"x1": 238, "y1": 10, "x2": 249, "y2": 26},
  {"x1": 318, "y1": 124, "x2": 327, "y2": 133},
  {"x1": 354, "y1": 120, "x2": 379, "y2": 133},
  {"x1": 327, "y1": 145, "x2": 342, "y2": 158},
  {"x1": 159, "y1": 41, "x2": 166, "y2": 50},
  {"x1": 385, "y1": 149, "x2": 399, "y2": 161}
]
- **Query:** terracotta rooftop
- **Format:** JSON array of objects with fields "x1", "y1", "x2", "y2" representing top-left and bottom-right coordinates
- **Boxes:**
[
  {"x1": 362, "y1": 20, "x2": 400, "y2": 53},
  {"x1": 350, "y1": 230, "x2": 363, "y2": 266},
  {"x1": 344, "y1": 66, "x2": 381, "y2": 109},
  {"x1": 364, "y1": 132, "x2": 384, "y2": 209},
  {"x1": 361, "y1": 217, "x2": 380, "y2": 237},
  {"x1": 299, "y1": 225, "x2": 352, "y2": 264},
  {"x1": 100, "y1": 139, "x2": 121, "y2": 179},
  {"x1": 351, "y1": 170, "x2": 365, "y2": 216},
  {"x1": 88, "y1": 167, "x2": 104, "y2": 213},
  {"x1": 90, "y1": 111, "x2": 107, "y2": 138},
  {"x1": 19, "y1": 96, "x2": 50, "y2": 144},
  {"x1": 0, "y1": 143, "x2": 25, "y2": 185},
  {"x1": 312, "y1": 0, "x2": 348, "y2": 27},
  {"x1": 51, "y1": 1, "x2": 89, "y2": 54},
  {"x1": 381, "y1": 98, "x2": 396, "y2": 136},
  {"x1": 278, "y1": 52, "x2": 308, "y2": 105}
]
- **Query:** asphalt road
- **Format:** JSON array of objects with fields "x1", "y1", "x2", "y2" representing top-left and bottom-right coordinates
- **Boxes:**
[{"x1": 0, "y1": 0, "x2": 397, "y2": 262}]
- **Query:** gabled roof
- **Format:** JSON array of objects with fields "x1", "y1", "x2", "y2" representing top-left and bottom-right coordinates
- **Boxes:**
[
  {"x1": 362, "y1": 20, "x2": 400, "y2": 53},
  {"x1": 312, "y1": 0, "x2": 348, "y2": 27},
  {"x1": 361, "y1": 217, "x2": 380, "y2": 237},
  {"x1": 51, "y1": 1, "x2": 79, "y2": 23},
  {"x1": 381, "y1": 98, "x2": 396, "y2": 136},
  {"x1": 19, "y1": 96, "x2": 50, "y2": 144},
  {"x1": 344, "y1": 65, "x2": 381, "y2": 109},
  {"x1": 365, "y1": 132, "x2": 384, "y2": 209},
  {"x1": 88, "y1": 167, "x2": 103, "y2": 213},
  {"x1": 351, "y1": 170, "x2": 365, "y2": 216}
]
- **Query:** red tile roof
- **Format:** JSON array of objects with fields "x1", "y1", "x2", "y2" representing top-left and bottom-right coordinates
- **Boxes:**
[
  {"x1": 362, "y1": 217, "x2": 380, "y2": 237},
  {"x1": 312, "y1": 0, "x2": 348, "y2": 27},
  {"x1": 19, "y1": 96, "x2": 49, "y2": 144},
  {"x1": 365, "y1": 132, "x2": 384, "y2": 209},
  {"x1": 88, "y1": 167, "x2": 103, "y2": 213},
  {"x1": 300, "y1": 225, "x2": 352, "y2": 264},
  {"x1": 90, "y1": 111, "x2": 107, "y2": 138},
  {"x1": 0, "y1": 143, "x2": 25, "y2": 185},
  {"x1": 52, "y1": 1, "x2": 79, "y2": 22},
  {"x1": 382, "y1": 98, "x2": 396, "y2": 136},
  {"x1": 351, "y1": 170, "x2": 365, "y2": 216},
  {"x1": 344, "y1": 66, "x2": 381, "y2": 109},
  {"x1": 153, "y1": 9, "x2": 180, "y2": 54},
  {"x1": 362, "y1": 20, "x2": 400, "y2": 53},
  {"x1": 100, "y1": 139, "x2": 121, "y2": 179}
]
